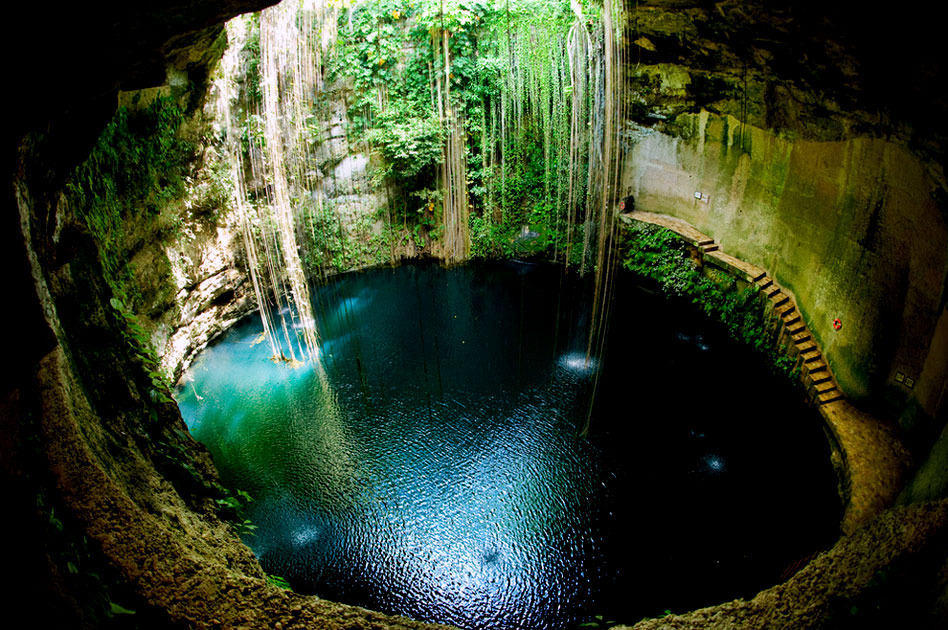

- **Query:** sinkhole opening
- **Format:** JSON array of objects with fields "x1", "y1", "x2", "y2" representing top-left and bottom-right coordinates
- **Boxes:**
[{"x1": 176, "y1": 260, "x2": 841, "y2": 629}]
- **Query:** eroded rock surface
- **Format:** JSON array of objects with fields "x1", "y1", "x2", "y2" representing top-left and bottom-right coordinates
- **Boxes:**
[{"x1": 4, "y1": 1, "x2": 948, "y2": 628}]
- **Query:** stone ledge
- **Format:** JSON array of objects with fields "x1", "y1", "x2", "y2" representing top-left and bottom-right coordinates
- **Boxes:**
[
  {"x1": 627, "y1": 500, "x2": 948, "y2": 629},
  {"x1": 621, "y1": 209, "x2": 913, "y2": 534}
]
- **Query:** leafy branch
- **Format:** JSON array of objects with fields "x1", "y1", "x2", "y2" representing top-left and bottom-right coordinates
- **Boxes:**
[{"x1": 215, "y1": 487, "x2": 259, "y2": 538}]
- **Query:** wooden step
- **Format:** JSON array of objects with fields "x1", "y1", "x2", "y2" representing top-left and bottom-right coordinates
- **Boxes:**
[
  {"x1": 784, "y1": 315, "x2": 802, "y2": 329},
  {"x1": 751, "y1": 270, "x2": 768, "y2": 283},
  {"x1": 774, "y1": 302, "x2": 796, "y2": 318},
  {"x1": 818, "y1": 390, "x2": 843, "y2": 404},
  {"x1": 804, "y1": 359, "x2": 828, "y2": 375},
  {"x1": 770, "y1": 293, "x2": 790, "y2": 308},
  {"x1": 802, "y1": 349, "x2": 823, "y2": 363},
  {"x1": 702, "y1": 244, "x2": 719, "y2": 253},
  {"x1": 791, "y1": 330, "x2": 811, "y2": 344},
  {"x1": 696, "y1": 238, "x2": 714, "y2": 247},
  {"x1": 813, "y1": 380, "x2": 837, "y2": 394},
  {"x1": 762, "y1": 284, "x2": 780, "y2": 298},
  {"x1": 796, "y1": 340, "x2": 817, "y2": 354},
  {"x1": 807, "y1": 369, "x2": 831, "y2": 385},
  {"x1": 757, "y1": 277, "x2": 774, "y2": 290}
]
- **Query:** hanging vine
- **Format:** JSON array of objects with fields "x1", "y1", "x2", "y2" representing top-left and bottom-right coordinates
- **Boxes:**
[
  {"x1": 212, "y1": 1, "x2": 343, "y2": 363},
  {"x1": 211, "y1": 0, "x2": 626, "y2": 371}
]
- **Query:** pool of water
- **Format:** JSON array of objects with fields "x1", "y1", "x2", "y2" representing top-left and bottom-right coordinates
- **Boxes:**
[{"x1": 176, "y1": 261, "x2": 840, "y2": 628}]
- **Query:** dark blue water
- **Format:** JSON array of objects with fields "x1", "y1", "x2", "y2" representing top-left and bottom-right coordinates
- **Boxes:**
[{"x1": 176, "y1": 261, "x2": 840, "y2": 629}]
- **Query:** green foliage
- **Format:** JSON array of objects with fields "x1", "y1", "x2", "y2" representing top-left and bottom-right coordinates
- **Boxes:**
[
  {"x1": 35, "y1": 492, "x2": 138, "y2": 624},
  {"x1": 327, "y1": 0, "x2": 582, "y2": 259},
  {"x1": 496, "y1": 128, "x2": 546, "y2": 223},
  {"x1": 63, "y1": 96, "x2": 195, "y2": 410},
  {"x1": 367, "y1": 108, "x2": 444, "y2": 180},
  {"x1": 225, "y1": 0, "x2": 612, "y2": 272},
  {"x1": 332, "y1": 0, "x2": 420, "y2": 117},
  {"x1": 67, "y1": 97, "x2": 193, "y2": 303},
  {"x1": 240, "y1": 113, "x2": 267, "y2": 158},
  {"x1": 266, "y1": 574, "x2": 293, "y2": 590},
  {"x1": 108, "y1": 602, "x2": 137, "y2": 616},
  {"x1": 622, "y1": 223, "x2": 798, "y2": 381},
  {"x1": 243, "y1": 16, "x2": 263, "y2": 106},
  {"x1": 299, "y1": 199, "x2": 392, "y2": 273},
  {"x1": 215, "y1": 487, "x2": 259, "y2": 538},
  {"x1": 578, "y1": 614, "x2": 620, "y2": 629},
  {"x1": 469, "y1": 213, "x2": 503, "y2": 258},
  {"x1": 198, "y1": 150, "x2": 235, "y2": 221},
  {"x1": 109, "y1": 297, "x2": 173, "y2": 404}
]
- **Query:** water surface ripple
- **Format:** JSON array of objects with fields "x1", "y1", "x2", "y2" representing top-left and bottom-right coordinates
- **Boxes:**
[{"x1": 177, "y1": 261, "x2": 839, "y2": 629}]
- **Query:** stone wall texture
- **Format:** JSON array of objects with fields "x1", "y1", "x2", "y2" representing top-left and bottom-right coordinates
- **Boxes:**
[{"x1": 622, "y1": 112, "x2": 948, "y2": 417}]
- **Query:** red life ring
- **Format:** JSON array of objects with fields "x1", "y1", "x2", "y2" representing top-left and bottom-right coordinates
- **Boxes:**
[{"x1": 833, "y1": 318, "x2": 842, "y2": 331}]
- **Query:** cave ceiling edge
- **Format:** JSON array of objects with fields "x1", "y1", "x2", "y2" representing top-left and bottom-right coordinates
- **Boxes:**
[{"x1": 7, "y1": 0, "x2": 948, "y2": 166}]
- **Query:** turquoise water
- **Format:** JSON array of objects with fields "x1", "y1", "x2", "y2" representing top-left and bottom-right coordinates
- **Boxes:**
[{"x1": 177, "y1": 261, "x2": 840, "y2": 629}]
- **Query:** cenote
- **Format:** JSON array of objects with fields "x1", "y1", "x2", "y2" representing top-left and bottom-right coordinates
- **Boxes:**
[{"x1": 177, "y1": 261, "x2": 840, "y2": 629}]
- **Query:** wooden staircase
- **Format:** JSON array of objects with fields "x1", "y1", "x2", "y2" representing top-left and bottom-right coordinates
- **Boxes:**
[
  {"x1": 622, "y1": 211, "x2": 843, "y2": 406},
  {"x1": 751, "y1": 272, "x2": 842, "y2": 405}
]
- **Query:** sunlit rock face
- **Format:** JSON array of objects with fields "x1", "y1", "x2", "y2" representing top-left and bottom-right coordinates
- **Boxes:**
[{"x1": 158, "y1": 231, "x2": 254, "y2": 380}]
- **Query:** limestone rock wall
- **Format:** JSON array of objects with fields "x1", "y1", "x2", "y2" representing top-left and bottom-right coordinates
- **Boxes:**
[
  {"x1": 313, "y1": 89, "x2": 389, "y2": 223},
  {"x1": 619, "y1": 0, "x2": 948, "y2": 450},
  {"x1": 152, "y1": 208, "x2": 254, "y2": 382},
  {"x1": 109, "y1": 92, "x2": 254, "y2": 382},
  {"x1": 622, "y1": 112, "x2": 948, "y2": 421},
  {"x1": 5, "y1": 0, "x2": 948, "y2": 626}
]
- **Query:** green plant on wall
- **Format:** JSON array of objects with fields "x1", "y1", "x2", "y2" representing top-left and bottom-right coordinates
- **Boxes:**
[
  {"x1": 324, "y1": 0, "x2": 588, "y2": 260},
  {"x1": 109, "y1": 297, "x2": 173, "y2": 404},
  {"x1": 622, "y1": 222, "x2": 798, "y2": 381},
  {"x1": 215, "y1": 487, "x2": 259, "y2": 539},
  {"x1": 218, "y1": 0, "x2": 617, "y2": 274},
  {"x1": 66, "y1": 96, "x2": 193, "y2": 302},
  {"x1": 578, "y1": 614, "x2": 620, "y2": 629},
  {"x1": 266, "y1": 574, "x2": 293, "y2": 590},
  {"x1": 34, "y1": 491, "x2": 140, "y2": 623},
  {"x1": 243, "y1": 14, "x2": 263, "y2": 106},
  {"x1": 65, "y1": 96, "x2": 196, "y2": 408},
  {"x1": 215, "y1": 0, "x2": 621, "y2": 283},
  {"x1": 366, "y1": 108, "x2": 444, "y2": 182}
]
